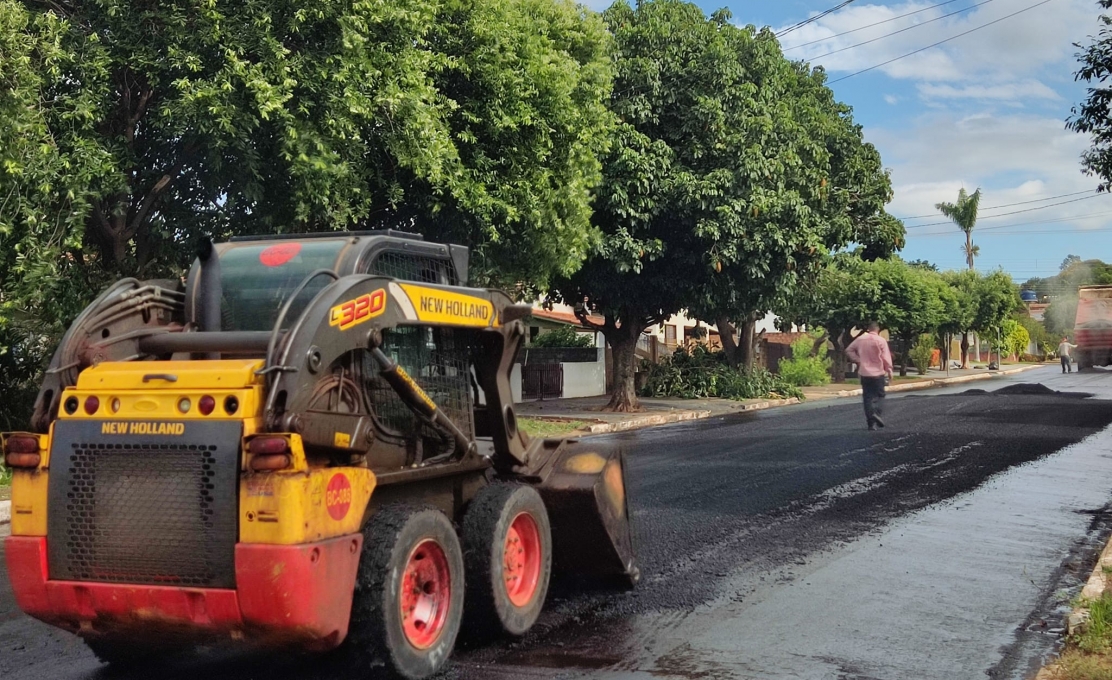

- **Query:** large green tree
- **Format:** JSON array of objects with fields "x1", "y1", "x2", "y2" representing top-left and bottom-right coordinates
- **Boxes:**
[
  {"x1": 692, "y1": 58, "x2": 904, "y2": 370},
  {"x1": 552, "y1": 0, "x2": 891, "y2": 410},
  {"x1": 1069, "y1": 0, "x2": 1112, "y2": 190},
  {"x1": 0, "y1": 0, "x2": 614, "y2": 425}
]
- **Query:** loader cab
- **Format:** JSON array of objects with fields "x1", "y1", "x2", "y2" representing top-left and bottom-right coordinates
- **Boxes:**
[{"x1": 184, "y1": 231, "x2": 468, "y2": 334}]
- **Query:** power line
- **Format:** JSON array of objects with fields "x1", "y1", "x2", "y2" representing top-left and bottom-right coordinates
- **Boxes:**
[
  {"x1": 904, "y1": 192, "x2": 1107, "y2": 229},
  {"x1": 777, "y1": 1, "x2": 857, "y2": 38},
  {"x1": 910, "y1": 210, "x2": 1112, "y2": 237},
  {"x1": 784, "y1": 0, "x2": 966, "y2": 51},
  {"x1": 897, "y1": 189, "x2": 1097, "y2": 220},
  {"x1": 809, "y1": 0, "x2": 995, "y2": 61},
  {"x1": 828, "y1": 0, "x2": 1057, "y2": 84}
]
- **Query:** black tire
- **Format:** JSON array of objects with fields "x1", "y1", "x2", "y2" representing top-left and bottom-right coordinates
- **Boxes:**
[
  {"x1": 462, "y1": 483, "x2": 552, "y2": 638},
  {"x1": 338, "y1": 505, "x2": 464, "y2": 680}
]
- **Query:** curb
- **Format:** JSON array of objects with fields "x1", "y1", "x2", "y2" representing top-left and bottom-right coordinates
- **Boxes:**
[
  {"x1": 527, "y1": 398, "x2": 803, "y2": 436},
  {"x1": 0, "y1": 500, "x2": 9, "y2": 525}
]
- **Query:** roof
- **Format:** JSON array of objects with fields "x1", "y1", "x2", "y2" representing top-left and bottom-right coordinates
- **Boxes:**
[{"x1": 528, "y1": 308, "x2": 604, "y2": 328}]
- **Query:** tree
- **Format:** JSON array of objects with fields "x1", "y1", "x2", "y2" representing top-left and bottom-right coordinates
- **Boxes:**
[
  {"x1": 879, "y1": 262, "x2": 949, "y2": 377},
  {"x1": 1069, "y1": 0, "x2": 1112, "y2": 191},
  {"x1": 1062, "y1": 254, "x2": 1082, "y2": 272},
  {"x1": 935, "y1": 188, "x2": 983, "y2": 270},
  {"x1": 940, "y1": 270, "x2": 980, "y2": 368},
  {"x1": 973, "y1": 271, "x2": 1022, "y2": 359},
  {"x1": 553, "y1": 0, "x2": 875, "y2": 410},
  {"x1": 908, "y1": 259, "x2": 939, "y2": 271},
  {"x1": 0, "y1": 0, "x2": 614, "y2": 424},
  {"x1": 693, "y1": 58, "x2": 904, "y2": 370}
]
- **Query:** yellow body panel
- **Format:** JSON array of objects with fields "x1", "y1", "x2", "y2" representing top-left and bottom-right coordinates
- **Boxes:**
[
  {"x1": 75, "y1": 359, "x2": 264, "y2": 390},
  {"x1": 240, "y1": 467, "x2": 375, "y2": 544},
  {"x1": 7, "y1": 432, "x2": 50, "y2": 536},
  {"x1": 397, "y1": 283, "x2": 498, "y2": 327}
]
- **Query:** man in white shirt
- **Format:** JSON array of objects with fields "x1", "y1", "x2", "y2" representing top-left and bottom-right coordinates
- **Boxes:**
[{"x1": 1058, "y1": 337, "x2": 1077, "y2": 374}]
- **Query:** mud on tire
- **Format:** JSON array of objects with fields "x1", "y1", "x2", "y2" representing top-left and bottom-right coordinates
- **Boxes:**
[
  {"x1": 462, "y1": 483, "x2": 552, "y2": 639},
  {"x1": 337, "y1": 504, "x2": 464, "y2": 680}
]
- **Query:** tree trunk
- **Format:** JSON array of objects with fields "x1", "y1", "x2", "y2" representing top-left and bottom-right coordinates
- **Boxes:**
[
  {"x1": 602, "y1": 320, "x2": 644, "y2": 413},
  {"x1": 740, "y1": 314, "x2": 757, "y2": 370},
  {"x1": 717, "y1": 315, "x2": 740, "y2": 368},
  {"x1": 960, "y1": 333, "x2": 969, "y2": 369},
  {"x1": 829, "y1": 329, "x2": 847, "y2": 383}
]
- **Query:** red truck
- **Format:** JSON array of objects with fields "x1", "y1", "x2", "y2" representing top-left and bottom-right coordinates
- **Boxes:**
[{"x1": 1074, "y1": 285, "x2": 1112, "y2": 370}]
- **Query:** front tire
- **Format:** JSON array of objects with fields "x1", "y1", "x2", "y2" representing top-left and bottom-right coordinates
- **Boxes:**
[
  {"x1": 462, "y1": 483, "x2": 552, "y2": 638},
  {"x1": 339, "y1": 505, "x2": 464, "y2": 680}
]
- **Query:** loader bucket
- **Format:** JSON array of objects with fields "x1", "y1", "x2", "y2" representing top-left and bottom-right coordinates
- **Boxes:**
[{"x1": 531, "y1": 439, "x2": 639, "y2": 586}]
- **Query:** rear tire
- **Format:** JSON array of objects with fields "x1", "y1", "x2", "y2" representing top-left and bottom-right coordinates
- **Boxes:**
[
  {"x1": 338, "y1": 505, "x2": 464, "y2": 680},
  {"x1": 462, "y1": 483, "x2": 552, "y2": 638}
]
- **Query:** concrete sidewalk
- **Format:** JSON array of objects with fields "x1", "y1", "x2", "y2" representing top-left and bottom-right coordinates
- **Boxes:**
[{"x1": 516, "y1": 362, "x2": 1049, "y2": 436}]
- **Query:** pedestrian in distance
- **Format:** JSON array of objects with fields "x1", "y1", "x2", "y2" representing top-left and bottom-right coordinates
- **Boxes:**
[
  {"x1": 845, "y1": 321, "x2": 894, "y2": 431},
  {"x1": 1058, "y1": 336, "x2": 1077, "y2": 374}
]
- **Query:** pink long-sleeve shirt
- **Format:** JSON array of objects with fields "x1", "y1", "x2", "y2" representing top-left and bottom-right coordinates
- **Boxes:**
[{"x1": 845, "y1": 331, "x2": 893, "y2": 378}]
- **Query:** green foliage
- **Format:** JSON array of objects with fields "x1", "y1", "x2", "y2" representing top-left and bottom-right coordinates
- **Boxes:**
[
  {"x1": 778, "y1": 335, "x2": 832, "y2": 387},
  {"x1": 0, "y1": 461, "x2": 10, "y2": 487},
  {"x1": 640, "y1": 346, "x2": 803, "y2": 401},
  {"x1": 550, "y1": 0, "x2": 898, "y2": 407},
  {"x1": 530, "y1": 325, "x2": 594, "y2": 348},
  {"x1": 1069, "y1": 1, "x2": 1112, "y2": 192},
  {"x1": 991, "y1": 319, "x2": 1030, "y2": 359},
  {"x1": 908, "y1": 335, "x2": 934, "y2": 375},
  {"x1": 0, "y1": 0, "x2": 615, "y2": 427}
]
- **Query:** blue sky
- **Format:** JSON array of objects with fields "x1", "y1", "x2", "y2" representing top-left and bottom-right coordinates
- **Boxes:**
[{"x1": 585, "y1": 0, "x2": 1108, "y2": 283}]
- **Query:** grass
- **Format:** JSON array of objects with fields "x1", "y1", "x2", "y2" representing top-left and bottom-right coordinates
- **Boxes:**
[
  {"x1": 1048, "y1": 593, "x2": 1112, "y2": 679},
  {"x1": 1, "y1": 463, "x2": 10, "y2": 502},
  {"x1": 518, "y1": 417, "x2": 591, "y2": 438}
]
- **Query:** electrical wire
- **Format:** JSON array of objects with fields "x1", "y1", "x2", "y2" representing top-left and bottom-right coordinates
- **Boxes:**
[
  {"x1": 904, "y1": 193, "x2": 1107, "y2": 229},
  {"x1": 909, "y1": 210, "x2": 1112, "y2": 237},
  {"x1": 828, "y1": 0, "x2": 1057, "y2": 84},
  {"x1": 809, "y1": 0, "x2": 995, "y2": 61},
  {"x1": 783, "y1": 0, "x2": 966, "y2": 51},
  {"x1": 777, "y1": 0, "x2": 857, "y2": 38},
  {"x1": 896, "y1": 189, "x2": 1098, "y2": 220}
]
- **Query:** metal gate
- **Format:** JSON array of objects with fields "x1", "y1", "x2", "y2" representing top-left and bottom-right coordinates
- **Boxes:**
[{"x1": 522, "y1": 363, "x2": 563, "y2": 400}]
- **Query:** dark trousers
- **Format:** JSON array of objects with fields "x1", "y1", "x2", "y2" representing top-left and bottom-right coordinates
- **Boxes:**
[
  {"x1": 1062, "y1": 355, "x2": 1071, "y2": 373},
  {"x1": 861, "y1": 376, "x2": 886, "y2": 427}
]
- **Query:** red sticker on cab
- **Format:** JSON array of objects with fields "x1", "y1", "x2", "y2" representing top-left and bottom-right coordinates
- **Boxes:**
[
  {"x1": 259, "y1": 242, "x2": 302, "y2": 267},
  {"x1": 325, "y1": 473, "x2": 353, "y2": 521}
]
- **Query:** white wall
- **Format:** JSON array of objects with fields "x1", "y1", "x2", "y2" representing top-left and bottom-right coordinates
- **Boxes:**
[{"x1": 561, "y1": 360, "x2": 607, "y2": 399}]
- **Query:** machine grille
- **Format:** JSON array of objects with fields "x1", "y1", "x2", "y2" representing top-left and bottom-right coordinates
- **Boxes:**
[
  {"x1": 366, "y1": 326, "x2": 474, "y2": 455},
  {"x1": 48, "y1": 421, "x2": 240, "y2": 588}
]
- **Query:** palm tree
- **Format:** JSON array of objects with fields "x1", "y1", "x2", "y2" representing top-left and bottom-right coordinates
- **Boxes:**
[
  {"x1": 936, "y1": 187, "x2": 983, "y2": 270},
  {"x1": 961, "y1": 242, "x2": 980, "y2": 264}
]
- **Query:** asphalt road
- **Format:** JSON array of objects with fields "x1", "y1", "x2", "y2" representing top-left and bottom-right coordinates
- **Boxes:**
[{"x1": 5, "y1": 365, "x2": 1112, "y2": 680}]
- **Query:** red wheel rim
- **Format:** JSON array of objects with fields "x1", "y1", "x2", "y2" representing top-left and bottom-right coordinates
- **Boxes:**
[
  {"x1": 503, "y1": 512, "x2": 543, "y2": 607},
  {"x1": 400, "y1": 539, "x2": 452, "y2": 649}
]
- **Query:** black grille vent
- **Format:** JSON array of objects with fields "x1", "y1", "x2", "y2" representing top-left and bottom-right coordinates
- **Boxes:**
[{"x1": 48, "y1": 421, "x2": 240, "y2": 588}]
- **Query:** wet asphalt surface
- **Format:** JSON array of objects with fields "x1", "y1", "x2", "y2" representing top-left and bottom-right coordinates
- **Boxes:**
[{"x1": 5, "y1": 365, "x2": 1112, "y2": 679}]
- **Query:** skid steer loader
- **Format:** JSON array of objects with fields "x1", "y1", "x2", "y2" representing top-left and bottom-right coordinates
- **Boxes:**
[{"x1": 3, "y1": 231, "x2": 637, "y2": 679}]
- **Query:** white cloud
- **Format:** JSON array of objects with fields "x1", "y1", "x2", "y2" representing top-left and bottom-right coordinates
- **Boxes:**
[
  {"x1": 916, "y1": 80, "x2": 1062, "y2": 101},
  {"x1": 780, "y1": 0, "x2": 1098, "y2": 101},
  {"x1": 866, "y1": 111, "x2": 1100, "y2": 226},
  {"x1": 884, "y1": 94, "x2": 900, "y2": 104}
]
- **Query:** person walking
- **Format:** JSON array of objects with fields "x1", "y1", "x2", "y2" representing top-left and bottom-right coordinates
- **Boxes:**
[
  {"x1": 845, "y1": 322, "x2": 894, "y2": 431},
  {"x1": 1058, "y1": 336, "x2": 1077, "y2": 373}
]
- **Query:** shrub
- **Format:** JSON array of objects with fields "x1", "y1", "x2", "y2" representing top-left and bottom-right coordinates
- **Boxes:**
[
  {"x1": 777, "y1": 334, "x2": 832, "y2": 387},
  {"x1": 531, "y1": 325, "x2": 594, "y2": 348},
  {"x1": 908, "y1": 335, "x2": 935, "y2": 375},
  {"x1": 640, "y1": 346, "x2": 803, "y2": 401}
]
